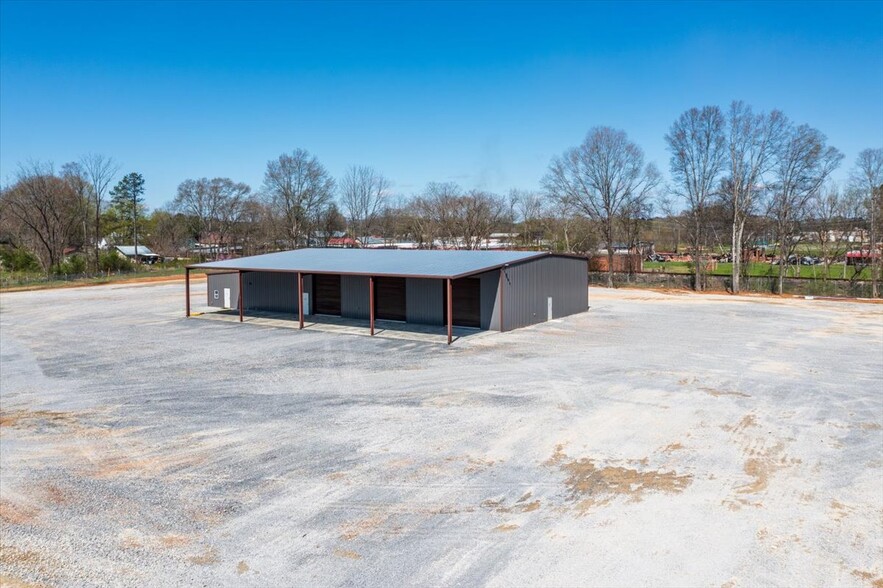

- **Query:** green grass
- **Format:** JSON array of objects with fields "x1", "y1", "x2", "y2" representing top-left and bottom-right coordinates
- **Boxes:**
[{"x1": 643, "y1": 261, "x2": 873, "y2": 280}]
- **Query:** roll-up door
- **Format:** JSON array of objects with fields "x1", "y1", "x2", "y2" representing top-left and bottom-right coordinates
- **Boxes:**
[
  {"x1": 444, "y1": 277, "x2": 481, "y2": 328},
  {"x1": 313, "y1": 274, "x2": 341, "y2": 315},
  {"x1": 374, "y1": 277, "x2": 406, "y2": 321}
]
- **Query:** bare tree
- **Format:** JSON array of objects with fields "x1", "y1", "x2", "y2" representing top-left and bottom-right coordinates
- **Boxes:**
[
  {"x1": 460, "y1": 189, "x2": 510, "y2": 249},
  {"x1": 544, "y1": 126, "x2": 659, "y2": 287},
  {"x1": 315, "y1": 202, "x2": 347, "y2": 246},
  {"x1": 767, "y1": 123, "x2": 842, "y2": 293},
  {"x1": 417, "y1": 182, "x2": 462, "y2": 248},
  {"x1": 172, "y1": 177, "x2": 250, "y2": 259},
  {"x1": 618, "y1": 191, "x2": 653, "y2": 275},
  {"x1": 664, "y1": 106, "x2": 727, "y2": 290},
  {"x1": 149, "y1": 210, "x2": 190, "y2": 258},
  {"x1": 261, "y1": 149, "x2": 335, "y2": 248},
  {"x1": 237, "y1": 198, "x2": 276, "y2": 256},
  {"x1": 80, "y1": 154, "x2": 119, "y2": 270},
  {"x1": 0, "y1": 162, "x2": 86, "y2": 273},
  {"x1": 808, "y1": 183, "x2": 851, "y2": 279},
  {"x1": 549, "y1": 198, "x2": 598, "y2": 254},
  {"x1": 376, "y1": 196, "x2": 411, "y2": 244},
  {"x1": 340, "y1": 166, "x2": 391, "y2": 246},
  {"x1": 850, "y1": 148, "x2": 883, "y2": 296},
  {"x1": 510, "y1": 189, "x2": 549, "y2": 248},
  {"x1": 402, "y1": 184, "x2": 508, "y2": 249},
  {"x1": 402, "y1": 195, "x2": 436, "y2": 248},
  {"x1": 60, "y1": 162, "x2": 92, "y2": 253},
  {"x1": 723, "y1": 101, "x2": 787, "y2": 293}
]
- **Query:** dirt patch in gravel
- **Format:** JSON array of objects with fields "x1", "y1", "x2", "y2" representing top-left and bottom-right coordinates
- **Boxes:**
[
  {"x1": 481, "y1": 491, "x2": 541, "y2": 514},
  {"x1": 0, "y1": 410, "x2": 79, "y2": 431},
  {"x1": 739, "y1": 442, "x2": 788, "y2": 494},
  {"x1": 188, "y1": 547, "x2": 219, "y2": 566},
  {"x1": 700, "y1": 387, "x2": 751, "y2": 398},
  {"x1": 546, "y1": 445, "x2": 693, "y2": 513},
  {"x1": 333, "y1": 549, "x2": 362, "y2": 560},
  {"x1": 0, "y1": 573, "x2": 46, "y2": 588},
  {"x1": 0, "y1": 500, "x2": 40, "y2": 525},
  {"x1": 0, "y1": 544, "x2": 58, "y2": 581},
  {"x1": 852, "y1": 569, "x2": 883, "y2": 588},
  {"x1": 340, "y1": 514, "x2": 389, "y2": 541}
]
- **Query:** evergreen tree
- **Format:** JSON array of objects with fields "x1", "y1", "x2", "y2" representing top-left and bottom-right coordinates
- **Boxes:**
[{"x1": 110, "y1": 172, "x2": 146, "y2": 256}]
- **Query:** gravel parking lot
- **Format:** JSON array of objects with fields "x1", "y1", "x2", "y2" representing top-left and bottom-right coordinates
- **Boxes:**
[{"x1": 1, "y1": 281, "x2": 881, "y2": 587}]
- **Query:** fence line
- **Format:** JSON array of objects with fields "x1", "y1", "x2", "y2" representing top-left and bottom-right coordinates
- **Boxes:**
[{"x1": 588, "y1": 271, "x2": 878, "y2": 298}]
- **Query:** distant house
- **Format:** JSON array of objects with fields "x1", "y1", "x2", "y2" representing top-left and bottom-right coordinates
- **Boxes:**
[
  {"x1": 826, "y1": 228, "x2": 870, "y2": 243},
  {"x1": 360, "y1": 236, "x2": 391, "y2": 249},
  {"x1": 598, "y1": 242, "x2": 633, "y2": 255},
  {"x1": 114, "y1": 245, "x2": 162, "y2": 264},
  {"x1": 328, "y1": 236, "x2": 359, "y2": 248}
]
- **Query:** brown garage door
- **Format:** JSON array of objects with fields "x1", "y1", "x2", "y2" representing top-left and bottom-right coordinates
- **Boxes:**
[
  {"x1": 313, "y1": 274, "x2": 341, "y2": 315},
  {"x1": 374, "y1": 277, "x2": 406, "y2": 321},
  {"x1": 445, "y1": 277, "x2": 481, "y2": 328}
]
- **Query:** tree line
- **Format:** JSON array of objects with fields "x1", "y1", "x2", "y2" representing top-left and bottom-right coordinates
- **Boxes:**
[{"x1": 1, "y1": 100, "x2": 881, "y2": 295}]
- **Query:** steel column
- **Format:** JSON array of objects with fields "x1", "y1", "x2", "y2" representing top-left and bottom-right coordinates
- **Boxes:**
[
  {"x1": 185, "y1": 268, "x2": 191, "y2": 317},
  {"x1": 446, "y1": 278, "x2": 453, "y2": 345},
  {"x1": 369, "y1": 276, "x2": 375, "y2": 336},
  {"x1": 499, "y1": 268, "x2": 504, "y2": 332},
  {"x1": 297, "y1": 271, "x2": 304, "y2": 329},
  {"x1": 238, "y1": 270, "x2": 244, "y2": 322}
]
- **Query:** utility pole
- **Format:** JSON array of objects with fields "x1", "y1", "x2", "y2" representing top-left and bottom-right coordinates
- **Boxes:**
[
  {"x1": 872, "y1": 185, "x2": 879, "y2": 298},
  {"x1": 133, "y1": 187, "x2": 139, "y2": 262}
]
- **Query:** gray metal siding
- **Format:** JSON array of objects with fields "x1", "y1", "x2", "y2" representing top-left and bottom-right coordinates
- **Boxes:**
[
  {"x1": 502, "y1": 256, "x2": 588, "y2": 330},
  {"x1": 341, "y1": 275, "x2": 370, "y2": 320},
  {"x1": 206, "y1": 272, "x2": 239, "y2": 309},
  {"x1": 242, "y1": 271, "x2": 299, "y2": 313},
  {"x1": 478, "y1": 271, "x2": 501, "y2": 330},
  {"x1": 405, "y1": 278, "x2": 444, "y2": 325}
]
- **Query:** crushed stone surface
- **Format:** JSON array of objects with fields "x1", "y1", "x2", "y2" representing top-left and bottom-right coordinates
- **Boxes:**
[{"x1": 1, "y1": 283, "x2": 881, "y2": 587}]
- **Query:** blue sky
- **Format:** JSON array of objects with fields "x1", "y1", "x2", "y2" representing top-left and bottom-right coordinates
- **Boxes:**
[{"x1": 2, "y1": 0, "x2": 882, "y2": 209}]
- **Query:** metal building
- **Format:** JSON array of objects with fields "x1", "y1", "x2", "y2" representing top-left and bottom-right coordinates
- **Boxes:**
[{"x1": 186, "y1": 249, "x2": 588, "y2": 344}]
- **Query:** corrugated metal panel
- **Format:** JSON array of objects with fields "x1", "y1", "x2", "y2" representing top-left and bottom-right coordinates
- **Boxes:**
[
  {"x1": 406, "y1": 278, "x2": 443, "y2": 325},
  {"x1": 191, "y1": 248, "x2": 552, "y2": 278},
  {"x1": 116, "y1": 245, "x2": 157, "y2": 256},
  {"x1": 242, "y1": 271, "x2": 298, "y2": 313},
  {"x1": 341, "y1": 275, "x2": 370, "y2": 320},
  {"x1": 206, "y1": 273, "x2": 239, "y2": 309},
  {"x1": 478, "y1": 271, "x2": 501, "y2": 330},
  {"x1": 502, "y1": 256, "x2": 588, "y2": 330}
]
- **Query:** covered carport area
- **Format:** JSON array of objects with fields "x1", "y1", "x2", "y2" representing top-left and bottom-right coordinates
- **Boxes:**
[{"x1": 186, "y1": 249, "x2": 586, "y2": 344}]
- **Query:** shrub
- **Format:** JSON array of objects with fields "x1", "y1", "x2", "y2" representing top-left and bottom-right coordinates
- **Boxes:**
[
  {"x1": 0, "y1": 247, "x2": 41, "y2": 272},
  {"x1": 99, "y1": 251, "x2": 134, "y2": 273},
  {"x1": 65, "y1": 254, "x2": 87, "y2": 274}
]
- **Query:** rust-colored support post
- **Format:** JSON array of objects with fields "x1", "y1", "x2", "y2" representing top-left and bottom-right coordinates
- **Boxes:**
[
  {"x1": 499, "y1": 268, "x2": 505, "y2": 332},
  {"x1": 297, "y1": 271, "x2": 304, "y2": 329},
  {"x1": 446, "y1": 278, "x2": 453, "y2": 345},
  {"x1": 238, "y1": 270, "x2": 244, "y2": 322},
  {"x1": 369, "y1": 276, "x2": 375, "y2": 336},
  {"x1": 185, "y1": 268, "x2": 191, "y2": 317}
]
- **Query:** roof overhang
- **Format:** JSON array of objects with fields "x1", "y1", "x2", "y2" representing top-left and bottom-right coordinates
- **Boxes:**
[{"x1": 188, "y1": 249, "x2": 587, "y2": 280}]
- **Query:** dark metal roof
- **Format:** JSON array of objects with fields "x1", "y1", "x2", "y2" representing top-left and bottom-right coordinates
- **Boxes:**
[{"x1": 188, "y1": 249, "x2": 580, "y2": 279}]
